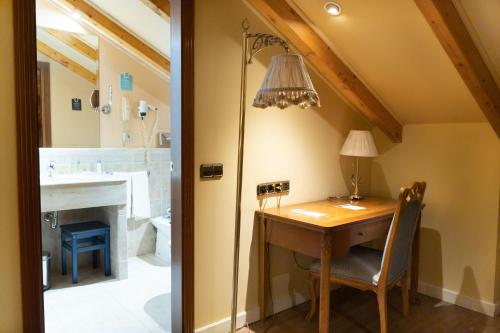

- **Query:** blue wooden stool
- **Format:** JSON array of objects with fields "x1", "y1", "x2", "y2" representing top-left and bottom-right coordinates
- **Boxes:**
[{"x1": 61, "y1": 221, "x2": 111, "y2": 284}]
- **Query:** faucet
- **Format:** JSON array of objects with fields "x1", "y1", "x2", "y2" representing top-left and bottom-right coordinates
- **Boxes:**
[
  {"x1": 48, "y1": 161, "x2": 55, "y2": 177},
  {"x1": 43, "y1": 211, "x2": 59, "y2": 229}
]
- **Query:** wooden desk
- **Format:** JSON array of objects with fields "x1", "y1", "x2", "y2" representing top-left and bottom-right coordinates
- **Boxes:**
[{"x1": 258, "y1": 197, "x2": 421, "y2": 333}]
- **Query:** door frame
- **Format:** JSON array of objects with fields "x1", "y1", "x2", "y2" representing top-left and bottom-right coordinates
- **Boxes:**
[
  {"x1": 37, "y1": 61, "x2": 52, "y2": 147},
  {"x1": 13, "y1": 0, "x2": 194, "y2": 331}
]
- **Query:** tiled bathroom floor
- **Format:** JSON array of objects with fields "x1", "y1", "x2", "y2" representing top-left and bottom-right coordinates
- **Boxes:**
[{"x1": 44, "y1": 254, "x2": 171, "y2": 333}]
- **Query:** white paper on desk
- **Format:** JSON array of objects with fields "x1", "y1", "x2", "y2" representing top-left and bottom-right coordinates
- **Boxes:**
[
  {"x1": 336, "y1": 204, "x2": 367, "y2": 211},
  {"x1": 291, "y1": 208, "x2": 328, "y2": 218}
]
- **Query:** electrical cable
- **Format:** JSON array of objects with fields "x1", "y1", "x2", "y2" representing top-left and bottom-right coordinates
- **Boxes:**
[
  {"x1": 257, "y1": 198, "x2": 276, "y2": 333},
  {"x1": 140, "y1": 107, "x2": 159, "y2": 166}
]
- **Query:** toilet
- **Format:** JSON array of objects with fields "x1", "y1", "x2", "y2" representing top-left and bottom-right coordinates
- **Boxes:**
[{"x1": 151, "y1": 215, "x2": 171, "y2": 264}]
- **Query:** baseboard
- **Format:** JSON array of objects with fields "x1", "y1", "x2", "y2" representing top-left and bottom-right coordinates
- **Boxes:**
[
  {"x1": 196, "y1": 282, "x2": 498, "y2": 332},
  {"x1": 194, "y1": 293, "x2": 307, "y2": 333},
  {"x1": 418, "y1": 281, "x2": 497, "y2": 317}
]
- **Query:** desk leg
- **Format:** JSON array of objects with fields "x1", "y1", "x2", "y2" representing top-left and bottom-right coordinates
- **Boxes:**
[
  {"x1": 410, "y1": 212, "x2": 421, "y2": 304},
  {"x1": 319, "y1": 232, "x2": 332, "y2": 333},
  {"x1": 259, "y1": 217, "x2": 268, "y2": 322}
]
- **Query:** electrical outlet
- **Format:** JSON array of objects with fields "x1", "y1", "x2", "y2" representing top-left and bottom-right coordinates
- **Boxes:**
[{"x1": 257, "y1": 180, "x2": 290, "y2": 198}]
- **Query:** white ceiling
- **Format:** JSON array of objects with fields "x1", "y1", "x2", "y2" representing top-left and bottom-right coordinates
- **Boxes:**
[
  {"x1": 87, "y1": 0, "x2": 171, "y2": 58},
  {"x1": 36, "y1": 0, "x2": 88, "y2": 33}
]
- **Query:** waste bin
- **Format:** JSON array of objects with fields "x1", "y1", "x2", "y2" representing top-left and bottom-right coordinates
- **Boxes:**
[{"x1": 42, "y1": 251, "x2": 51, "y2": 291}]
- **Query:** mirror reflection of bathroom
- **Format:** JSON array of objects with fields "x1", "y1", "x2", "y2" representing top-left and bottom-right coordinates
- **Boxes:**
[{"x1": 36, "y1": 0, "x2": 172, "y2": 331}]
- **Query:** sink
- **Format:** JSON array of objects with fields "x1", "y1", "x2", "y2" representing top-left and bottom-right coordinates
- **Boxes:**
[
  {"x1": 40, "y1": 172, "x2": 128, "y2": 187},
  {"x1": 40, "y1": 172, "x2": 128, "y2": 212}
]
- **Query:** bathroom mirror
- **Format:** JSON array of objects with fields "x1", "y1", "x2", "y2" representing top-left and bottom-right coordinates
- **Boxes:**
[
  {"x1": 36, "y1": 24, "x2": 100, "y2": 148},
  {"x1": 35, "y1": 0, "x2": 171, "y2": 149}
]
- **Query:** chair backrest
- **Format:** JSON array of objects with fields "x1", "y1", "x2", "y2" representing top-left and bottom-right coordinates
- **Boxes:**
[{"x1": 378, "y1": 182, "x2": 426, "y2": 287}]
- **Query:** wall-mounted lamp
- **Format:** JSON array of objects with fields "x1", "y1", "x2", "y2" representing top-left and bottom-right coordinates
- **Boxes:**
[{"x1": 324, "y1": 1, "x2": 342, "y2": 16}]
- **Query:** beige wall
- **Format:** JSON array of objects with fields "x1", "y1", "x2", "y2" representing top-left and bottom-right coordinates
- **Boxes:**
[
  {"x1": 194, "y1": 0, "x2": 371, "y2": 328},
  {"x1": 37, "y1": 52, "x2": 100, "y2": 148},
  {"x1": 371, "y1": 123, "x2": 500, "y2": 304},
  {"x1": 0, "y1": 0, "x2": 23, "y2": 331},
  {"x1": 99, "y1": 39, "x2": 170, "y2": 148}
]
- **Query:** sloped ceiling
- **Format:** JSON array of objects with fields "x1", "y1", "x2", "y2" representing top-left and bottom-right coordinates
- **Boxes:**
[
  {"x1": 290, "y1": 0, "x2": 486, "y2": 124},
  {"x1": 87, "y1": 0, "x2": 171, "y2": 58},
  {"x1": 454, "y1": 0, "x2": 500, "y2": 88},
  {"x1": 36, "y1": 27, "x2": 98, "y2": 73}
]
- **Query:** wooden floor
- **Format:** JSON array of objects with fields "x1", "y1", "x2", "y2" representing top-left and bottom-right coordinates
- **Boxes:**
[{"x1": 250, "y1": 287, "x2": 500, "y2": 333}]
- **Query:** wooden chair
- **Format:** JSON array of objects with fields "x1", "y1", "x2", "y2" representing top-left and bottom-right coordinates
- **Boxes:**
[{"x1": 306, "y1": 182, "x2": 426, "y2": 333}]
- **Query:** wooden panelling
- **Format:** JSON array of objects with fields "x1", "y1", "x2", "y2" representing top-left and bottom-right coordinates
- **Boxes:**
[
  {"x1": 13, "y1": 0, "x2": 44, "y2": 331},
  {"x1": 140, "y1": 0, "x2": 170, "y2": 20},
  {"x1": 247, "y1": 0, "x2": 403, "y2": 143},
  {"x1": 170, "y1": 0, "x2": 195, "y2": 331},
  {"x1": 415, "y1": 0, "x2": 500, "y2": 138}
]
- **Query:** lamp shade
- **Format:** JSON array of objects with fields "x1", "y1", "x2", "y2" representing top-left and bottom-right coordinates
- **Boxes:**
[
  {"x1": 253, "y1": 54, "x2": 320, "y2": 109},
  {"x1": 340, "y1": 130, "x2": 379, "y2": 157}
]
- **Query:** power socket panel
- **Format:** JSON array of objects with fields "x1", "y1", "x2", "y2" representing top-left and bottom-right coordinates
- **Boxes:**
[{"x1": 256, "y1": 180, "x2": 290, "y2": 198}]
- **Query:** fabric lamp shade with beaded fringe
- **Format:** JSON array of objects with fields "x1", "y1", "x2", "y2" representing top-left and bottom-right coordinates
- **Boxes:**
[{"x1": 252, "y1": 54, "x2": 320, "y2": 109}]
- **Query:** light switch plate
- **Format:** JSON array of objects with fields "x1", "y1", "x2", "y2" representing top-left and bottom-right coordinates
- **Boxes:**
[{"x1": 200, "y1": 163, "x2": 223, "y2": 179}]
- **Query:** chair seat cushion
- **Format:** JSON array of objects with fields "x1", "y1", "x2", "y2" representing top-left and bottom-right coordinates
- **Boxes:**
[{"x1": 310, "y1": 246, "x2": 383, "y2": 285}]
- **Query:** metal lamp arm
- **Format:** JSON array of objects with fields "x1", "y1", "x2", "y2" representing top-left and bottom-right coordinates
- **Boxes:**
[
  {"x1": 242, "y1": 18, "x2": 289, "y2": 64},
  {"x1": 247, "y1": 33, "x2": 289, "y2": 63}
]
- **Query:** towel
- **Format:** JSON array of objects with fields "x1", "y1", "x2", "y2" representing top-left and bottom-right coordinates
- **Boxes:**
[{"x1": 131, "y1": 171, "x2": 151, "y2": 220}]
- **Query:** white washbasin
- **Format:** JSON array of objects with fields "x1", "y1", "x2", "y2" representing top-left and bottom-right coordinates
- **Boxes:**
[{"x1": 40, "y1": 172, "x2": 128, "y2": 187}]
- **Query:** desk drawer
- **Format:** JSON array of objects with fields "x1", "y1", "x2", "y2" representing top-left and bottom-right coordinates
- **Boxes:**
[{"x1": 349, "y1": 218, "x2": 391, "y2": 246}]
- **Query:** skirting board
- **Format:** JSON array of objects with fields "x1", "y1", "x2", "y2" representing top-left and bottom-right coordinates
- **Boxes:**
[
  {"x1": 195, "y1": 283, "x2": 499, "y2": 333},
  {"x1": 418, "y1": 281, "x2": 498, "y2": 317},
  {"x1": 194, "y1": 293, "x2": 307, "y2": 333}
]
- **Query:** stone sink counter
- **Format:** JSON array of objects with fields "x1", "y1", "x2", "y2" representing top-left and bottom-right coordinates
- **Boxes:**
[
  {"x1": 40, "y1": 173, "x2": 128, "y2": 213},
  {"x1": 40, "y1": 172, "x2": 128, "y2": 187},
  {"x1": 40, "y1": 172, "x2": 129, "y2": 280}
]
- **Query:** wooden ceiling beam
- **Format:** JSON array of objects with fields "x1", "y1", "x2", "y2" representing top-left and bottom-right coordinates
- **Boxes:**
[
  {"x1": 44, "y1": 28, "x2": 98, "y2": 61},
  {"x1": 60, "y1": 0, "x2": 170, "y2": 76},
  {"x1": 415, "y1": 0, "x2": 500, "y2": 137},
  {"x1": 37, "y1": 40, "x2": 97, "y2": 84},
  {"x1": 246, "y1": 0, "x2": 403, "y2": 142},
  {"x1": 140, "y1": 0, "x2": 170, "y2": 20}
]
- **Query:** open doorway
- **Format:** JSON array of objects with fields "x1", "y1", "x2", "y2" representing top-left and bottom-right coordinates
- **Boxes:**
[{"x1": 13, "y1": 0, "x2": 193, "y2": 332}]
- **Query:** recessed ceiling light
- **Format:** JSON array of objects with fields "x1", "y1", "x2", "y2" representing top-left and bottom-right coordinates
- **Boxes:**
[
  {"x1": 324, "y1": 2, "x2": 342, "y2": 16},
  {"x1": 72, "y1": 12, "x2": 81, "y2": 20}
]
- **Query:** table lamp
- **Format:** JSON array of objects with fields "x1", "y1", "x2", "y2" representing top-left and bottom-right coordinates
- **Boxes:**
[
  {"x1": 230, "y1": 19, "x2": 320, "y2": 333},
  {"x1": 340, "y1": 130, "x2": 378, "y2": 200}
]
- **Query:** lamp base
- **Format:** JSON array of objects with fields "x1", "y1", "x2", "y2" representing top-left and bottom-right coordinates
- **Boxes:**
[{"x1": 349, "y1": 194, "x2": 364, "y2": 201}]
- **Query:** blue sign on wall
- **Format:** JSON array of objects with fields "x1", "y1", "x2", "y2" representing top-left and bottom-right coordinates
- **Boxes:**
[{"x1": 120, "y1": 73, "x2": 133, "y2": 91}]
